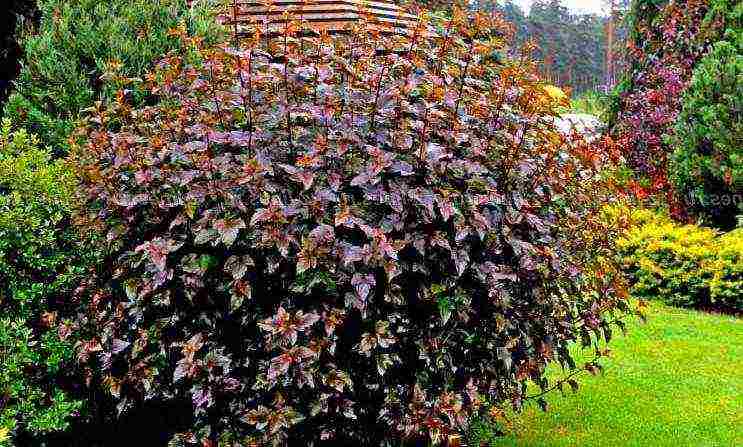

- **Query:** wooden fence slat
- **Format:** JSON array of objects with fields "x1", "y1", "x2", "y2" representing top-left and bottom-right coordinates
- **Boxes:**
[{"x1": 214, "y1": 0, "x2": 417, "y2": 35}]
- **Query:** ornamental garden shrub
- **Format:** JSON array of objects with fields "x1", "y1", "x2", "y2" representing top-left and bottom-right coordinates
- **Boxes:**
[
  {"x1": 710, "y1": 229, "x2": 743, "y2": 308},
  {"x1": 2, "y1": 0, "x2": 224, "y2": 153},
  {"x1": 0, "y1": 321, "x2": 81, "y2": 446},
  {"x1": 0, "y1": 120, "x2": 92, "y2": 444},
  {"x1": 607, "y1": 0, "x2": 743, "y2": 220},
  {"x1": 670, "y1": 36, "x2": 742, "y2": 229},
  {"x1": 617, "y1": 209, "x2": 742, "y2": 311},
  {"x1": 607, "y1": 0, "x2": 719, "y2": 213},
  {"x1": 70, "y1": 9, "x2": 630, "y2": 445}
]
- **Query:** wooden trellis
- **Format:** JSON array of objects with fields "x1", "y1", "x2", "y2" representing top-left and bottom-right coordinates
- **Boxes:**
[{"x1": 220, "y1": 0, "x2": 418, "y2": 35}]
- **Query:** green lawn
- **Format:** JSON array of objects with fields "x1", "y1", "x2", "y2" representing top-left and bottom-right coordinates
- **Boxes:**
[{"x1": 476, "y1": 302, "x2": 743, "y2": 447}]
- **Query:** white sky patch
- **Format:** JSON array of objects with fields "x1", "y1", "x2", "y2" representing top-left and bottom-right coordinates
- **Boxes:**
[{"x1": 511, "y1": 0, "x2": 607, "y2": 16}]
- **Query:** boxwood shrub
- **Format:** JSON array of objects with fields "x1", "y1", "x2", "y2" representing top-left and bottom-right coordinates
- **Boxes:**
[
  {"x1": 0, "y1": 120, "x2": 90, "y2": 444},
  {"x1": 70, "y1": 9, "x2": 629, "y2": 446}
]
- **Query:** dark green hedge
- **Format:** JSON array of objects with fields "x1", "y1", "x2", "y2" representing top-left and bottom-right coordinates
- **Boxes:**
[{"x1": 2, "y1": 0, "x2": 224, "y2": 153}]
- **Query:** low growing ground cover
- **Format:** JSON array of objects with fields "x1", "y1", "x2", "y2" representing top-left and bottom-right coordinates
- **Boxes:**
[{"x1": 475, "y1": 301, "x2": 742, "y2": 446}]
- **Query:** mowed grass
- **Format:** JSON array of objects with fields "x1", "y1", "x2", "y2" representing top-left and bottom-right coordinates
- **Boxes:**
[{"x1": 478, "y1": 302, "x2": 743, "y2": 447}]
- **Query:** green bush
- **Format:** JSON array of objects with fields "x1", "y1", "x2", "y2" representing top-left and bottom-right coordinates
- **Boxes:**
[
  {"x1": 0, "y1": 321, "x2": 82, "y2": 446},
  {"x1": 670, "y1": 36, "x2": 743, "y2": 227},
  {"x1": 0, "y1": 120, "x2": 88, "y2": 444},
  {"x1": 2, "y1": 0, "x2": 224, "y2": 153},
  {"x1": 618, "y1": 210, "x2": 742, "y2": 311}
]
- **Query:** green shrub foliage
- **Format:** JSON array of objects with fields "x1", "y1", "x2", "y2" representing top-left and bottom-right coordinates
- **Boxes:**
[
  {"x1": 670, "y1": 36, "x2": 743, "y2": 227},
  {"x1": 3, "y1": 0, "x2": 223, "y2": 152},
  {"x1": 618, "y1": 209, "x2": 742, "y2": 311},
  {"x1": 0, "y1": 120, "x2": 87, "y2": 443},
  {"x1": 71, "y1": 10, "x2": 629, "y2": 445}
]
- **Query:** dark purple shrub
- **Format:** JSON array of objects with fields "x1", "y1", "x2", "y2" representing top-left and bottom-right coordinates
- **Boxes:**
[{"x1": 70, "y1": 9, "x2": 628, "y2": 446}]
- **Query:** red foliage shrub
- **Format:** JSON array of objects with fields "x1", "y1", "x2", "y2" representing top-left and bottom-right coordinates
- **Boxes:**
[
  {"x1": 70, "y1": 9, "x2": 628, "y2": 445},
  {"x1": 609, "y1": 0, "x2": 724, "y2": 214}
]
